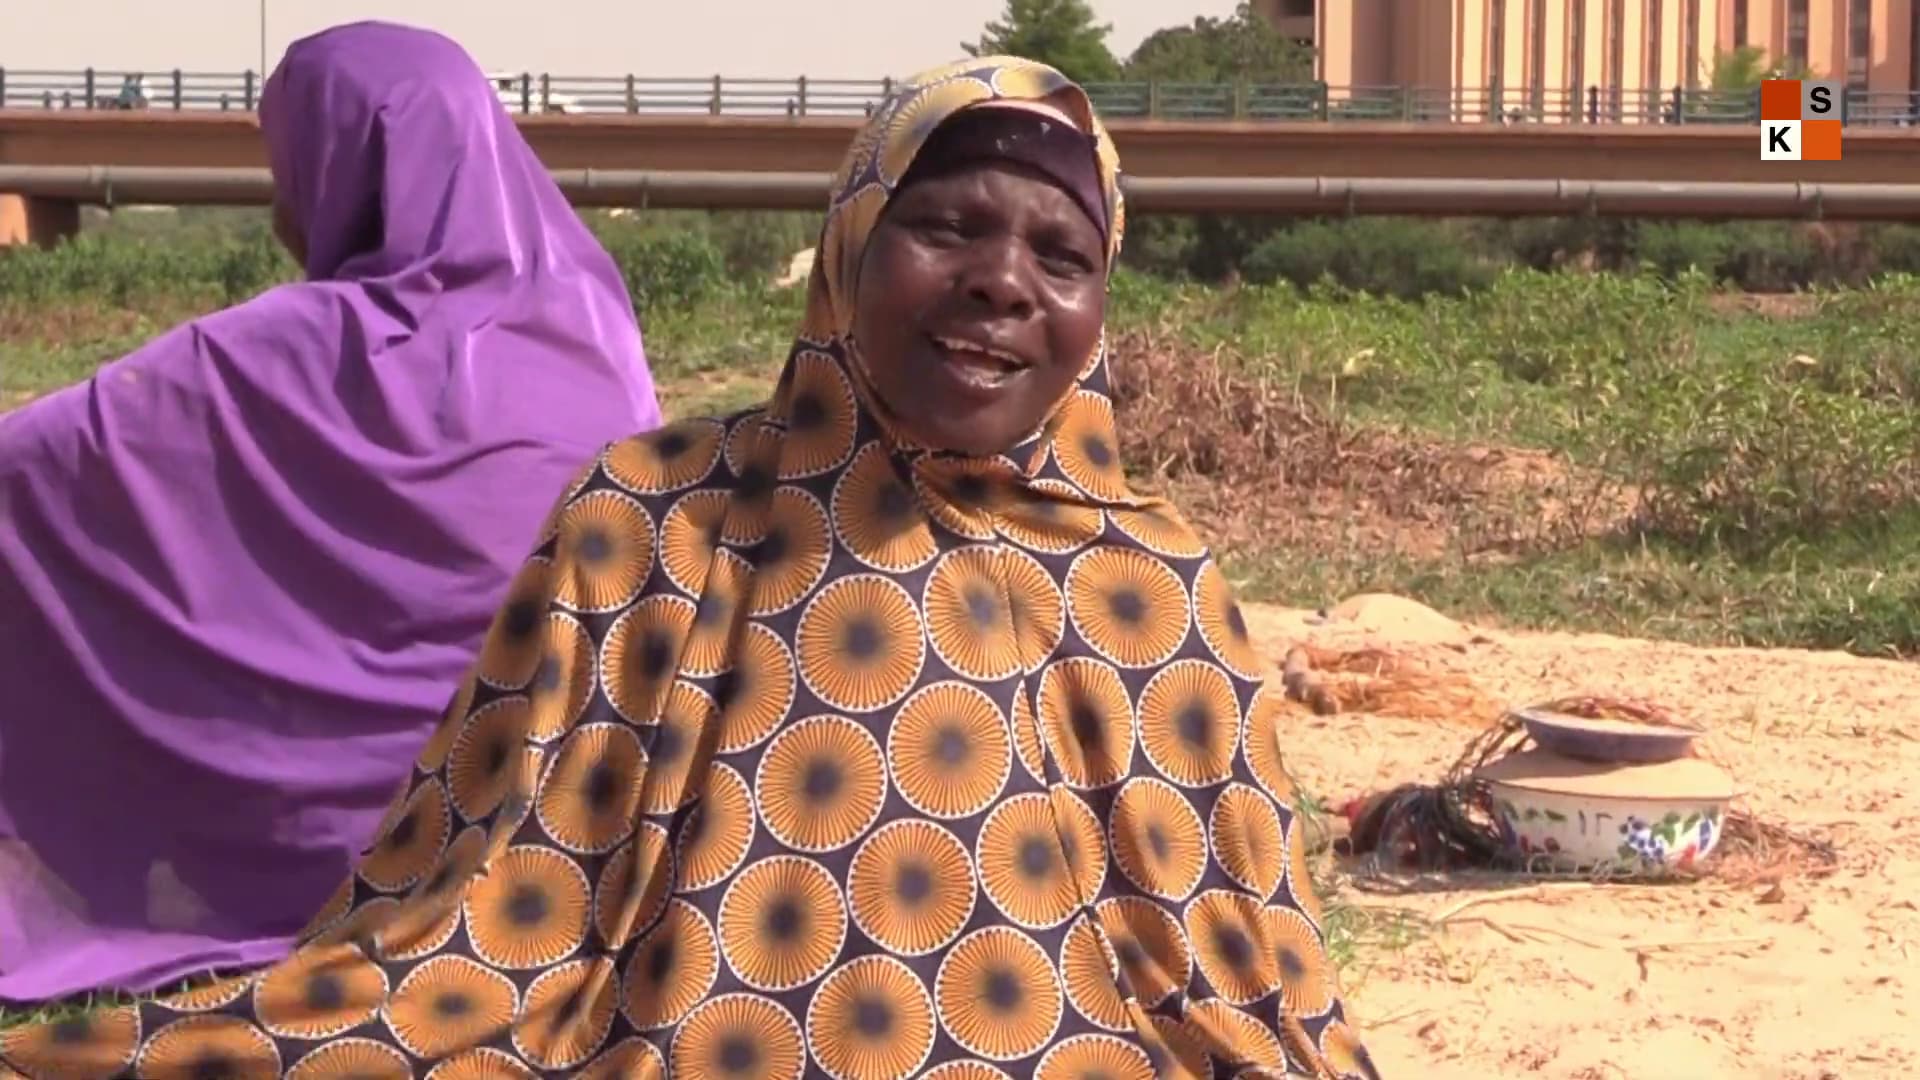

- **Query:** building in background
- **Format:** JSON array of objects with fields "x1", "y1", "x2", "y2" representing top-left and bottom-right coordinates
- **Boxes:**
[{"x1": 1250, "y1": 0, "x2": 1915, "y2": 120}]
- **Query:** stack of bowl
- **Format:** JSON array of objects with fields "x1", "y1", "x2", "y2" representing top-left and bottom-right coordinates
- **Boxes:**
[{"x1": 1473, "y1": 708, "x2": 1737, "y2": 872}]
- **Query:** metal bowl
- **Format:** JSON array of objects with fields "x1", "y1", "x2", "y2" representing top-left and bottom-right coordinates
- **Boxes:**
[{"x1": 1514, "y1": 707, "x2": 1703, "y2": 764}]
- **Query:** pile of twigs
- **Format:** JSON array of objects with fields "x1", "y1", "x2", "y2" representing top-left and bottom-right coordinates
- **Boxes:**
[
  {"x1": 1102, "y1": 328, "x2": 1517, "y2": 551},
  {"x1": 1280, "y1": 645, "x2": 1500, "y2": 725}
]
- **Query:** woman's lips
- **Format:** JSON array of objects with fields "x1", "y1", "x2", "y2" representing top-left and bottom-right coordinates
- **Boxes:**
[{"x1": 931, "y1": 334, "x2": 1027, "y2": 391}]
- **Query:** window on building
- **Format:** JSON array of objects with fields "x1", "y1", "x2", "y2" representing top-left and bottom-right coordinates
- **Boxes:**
[
  {"x1": 1787, "y1": 0, "x2": 1810, "y2": 67},
  {"x1": 1733, "y1": 0, "x2": 1748, "y2": 47},
  {"x1": 1531, "y1": 0, "x2": 1547, "y2": 109},
  {"x1": 1570, "y1": 0, "x2": 1586, "y2": 104},
  {"x1": 1490, "y1": 0, "x2": 1505, "y2": 75},
  {"x1": 1490, "y1": 0, "x2": 1506, "y2": 116},
  {"x1": 1278, "y1": 0, "x2": 1314, "y2": 15},
  {"x1": 1609, "y1": 0, "x2": 1625, "y2": 94},
  {"x1": 1684, "y1": 0, "x2": 1701, "y2": 88},
  {"x1": 1849, "y1": 0, "x2": 1872, "y2": 87},
  {"x1": 1649, "y1": 0, "x2": 1664, "y2": 89}
]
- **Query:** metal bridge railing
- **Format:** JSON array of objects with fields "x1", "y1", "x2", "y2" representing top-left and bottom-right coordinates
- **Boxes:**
[
  {"x1": 0, "y1": 69, "x2": 264, "y2": 111},
  {"x1": 3, "y1": 68, "x2": 1919, "y2": 125}
]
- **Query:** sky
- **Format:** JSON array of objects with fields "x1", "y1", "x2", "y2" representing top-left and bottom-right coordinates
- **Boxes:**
[{"x1": 3, "y1": 0, "x2": 1242, "y2": 81}]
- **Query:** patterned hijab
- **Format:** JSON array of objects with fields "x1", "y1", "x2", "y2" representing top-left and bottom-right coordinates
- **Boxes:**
[{"x1": 0, "y1": 56, "x2": 1379, "y2": 1080}]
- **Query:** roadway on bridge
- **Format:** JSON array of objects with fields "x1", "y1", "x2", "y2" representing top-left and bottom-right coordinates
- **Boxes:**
[{"x1": 1, "y1": 111, "x2": 1913, "y2": 185}]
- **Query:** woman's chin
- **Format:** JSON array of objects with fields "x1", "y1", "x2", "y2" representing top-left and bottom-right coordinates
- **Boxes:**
[{"x1": 905, "y1": 420, "x2": 1015, "y2": 457}]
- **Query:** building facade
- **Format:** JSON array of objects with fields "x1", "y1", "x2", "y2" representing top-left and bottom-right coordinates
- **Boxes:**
[{"x1": 1251, "y1": 0, "x2": 1916, "y2": 117}]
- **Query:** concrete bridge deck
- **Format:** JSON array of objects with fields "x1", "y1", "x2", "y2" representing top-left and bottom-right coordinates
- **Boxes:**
[
  {"x1": 3, "y1": 111, "x2": 1915, "y2": 245},
  {"x1": 4, "y1": 110, "x2": 1911, "y2": 181}
]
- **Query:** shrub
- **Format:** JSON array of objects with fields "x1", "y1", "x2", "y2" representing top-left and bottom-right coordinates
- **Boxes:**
[
  {"x1": 1631, "y1": 221, "x2": 1733, "y2": 280},
  {"x1": 15, "y1": 225, "x2": 1920, "y2": 652},
  {"x1": 593, "y1": 227, "x2": 732, "y2": 309},
  {"x1": 1242, "y1": 217, "x2": 1494, "y2": 298},
  {"x1": 1866, "y1": 226, "x2": 1920, "y2": 275},
  {"x1": 0, "y1": 229, "x2": 283, "y2": 307}
]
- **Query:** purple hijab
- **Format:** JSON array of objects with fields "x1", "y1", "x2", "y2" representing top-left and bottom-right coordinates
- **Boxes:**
[{"x1": 0, "y1": 21, "x2": 661, "y2": 1001}]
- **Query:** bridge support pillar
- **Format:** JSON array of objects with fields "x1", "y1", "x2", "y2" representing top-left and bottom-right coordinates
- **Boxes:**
[{"x1": 0, "y1": 194, "x2": 81, "y2": 249}]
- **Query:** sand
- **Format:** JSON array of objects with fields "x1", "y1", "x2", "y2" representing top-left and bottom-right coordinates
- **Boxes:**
[{"x1": 1244, "y1": 597, "x2": 1920, "y2": 1080}]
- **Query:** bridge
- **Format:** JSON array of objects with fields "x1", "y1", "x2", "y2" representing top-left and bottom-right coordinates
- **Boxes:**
[
  {"x1": 6, "y1": 69, "x2": 1920, "y2": 125},
  {"x1": 4, "y1": 71, "x2": 1920, "y2": 245}
]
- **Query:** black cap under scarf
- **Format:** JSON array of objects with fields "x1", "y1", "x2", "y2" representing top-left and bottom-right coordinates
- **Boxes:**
[{"x1": 895, "y1": 99, "x2": 1109, "y2": 241}]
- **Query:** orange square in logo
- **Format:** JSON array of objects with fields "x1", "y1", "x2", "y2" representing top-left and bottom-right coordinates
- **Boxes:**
[
  {"x1": 1760, "y1": 79, "x2": 1801, "y2": 120},
  {"x1": 1802, "y1": 119, "x2": 1842, "y2": 159}
]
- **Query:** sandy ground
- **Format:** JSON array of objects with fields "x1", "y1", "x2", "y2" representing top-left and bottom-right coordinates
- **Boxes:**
[{"x1": 1243, "y1": 595, "x2": 1920, "y2": 1080}]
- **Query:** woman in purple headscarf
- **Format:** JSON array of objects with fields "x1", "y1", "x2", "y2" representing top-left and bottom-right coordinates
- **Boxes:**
[{"x1": 0, "y1": 21, "x2": 661, "y2": 1002}]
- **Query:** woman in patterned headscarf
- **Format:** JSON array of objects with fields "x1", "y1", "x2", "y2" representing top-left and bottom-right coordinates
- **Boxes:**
[{"x1": 0, "y1": 55, "x2": 1381, "y2": 1080}]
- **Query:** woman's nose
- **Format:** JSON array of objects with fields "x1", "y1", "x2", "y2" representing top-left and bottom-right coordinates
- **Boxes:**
[{"x1": 959, "y1": 241, "x2": 1037, "y2": 318}]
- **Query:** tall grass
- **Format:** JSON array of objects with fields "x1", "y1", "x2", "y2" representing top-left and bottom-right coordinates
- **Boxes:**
[{"x1": 6, "y1": 214, "x2": 1920, "y2": 654}]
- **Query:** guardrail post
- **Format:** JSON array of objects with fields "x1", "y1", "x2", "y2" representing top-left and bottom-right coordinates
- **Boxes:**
[
  {"x1": 710, "y1": 75, "x2": 722, "y2": 115},
  {"x1": 1749, "y1": 86, "x2": 1760, "y2": 123},
  {"x1": 172, "y1": 69, "x2": 183, "y2": 110},
  {"x1": 1489, "y1": 78, "x2": 1501, "y2": 122},
  {"x1": 1587, "y1": 84, "x2": 1598, "y2": 122},
  {"x1": 243, "y1": 70, "x2": 256, "y2": 110},
  {"x1": 1670, "y1": 83, "x2": 1682, "y2": 123},
  {"x1": 625, "y1": 74, "x2": 636, "y2": 113},
  {"x1": 1147, "y1": 80, "x2": 1160, "y2": 118},
  {"x1": 540, "y1": 73, "x2": 552, "y2": 112},
  {"x1": 1232, "y1": 79, "x2": 1247, "y2": 119},
  {"x1": 1314, "y1": 81, "x2": 1329, "y2": 121},
  {"x1": 797, "y1": 75, "x2": 808, "y2": 117},
  {"x1": 85, "y1": 67, "x2": 96, "y2": 109},
  {"x1": 519, "y1": 73, "x2": 532, "y2": 114},
  {"x1": 0, "y1": 69, "x2": 7, "y2": 108}
]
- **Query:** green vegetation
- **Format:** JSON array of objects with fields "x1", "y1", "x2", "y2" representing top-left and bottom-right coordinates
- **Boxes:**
[
  {"x1": 1104, "y1": 267, "x2": 1920, "y2": 659},
  {"x1": 6, "y1": 209, "x2": 1919, "y2": 662},
  {"x1": 1121, "y1": 3, "x2": 1314, "y2": 84},
  {"x1": 1710, "y1": 43, "x2": 1817, "y2": 88},
  {"x1": 968, "y1": 0, "x2": 1310, "y2": 86},
  {"x1": 963, "y1": 0, "x2": 1124, "y2": 84}
]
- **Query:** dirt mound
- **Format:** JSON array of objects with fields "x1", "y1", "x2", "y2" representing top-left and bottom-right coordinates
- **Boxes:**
[{"x1": 1322, "y1": 594, "x2": 1476, "y2": 645}]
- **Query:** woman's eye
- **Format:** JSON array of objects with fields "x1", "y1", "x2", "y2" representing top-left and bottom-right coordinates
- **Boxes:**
[
  {"x1": 1039, "y1": 246, "x2": 1095, "y2": 275},
  {"x1": 915, "y1": 217, "x2": 966, "y2": 242}
]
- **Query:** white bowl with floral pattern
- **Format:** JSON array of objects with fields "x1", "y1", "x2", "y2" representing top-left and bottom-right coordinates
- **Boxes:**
[{"x1": 1475, "y1": 747, "x2": 1737, "y2": 871}]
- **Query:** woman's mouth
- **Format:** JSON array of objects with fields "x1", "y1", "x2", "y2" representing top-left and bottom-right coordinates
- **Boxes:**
[{"x1": 931, "y1": 335, "x2": 1026, "y2": 390}]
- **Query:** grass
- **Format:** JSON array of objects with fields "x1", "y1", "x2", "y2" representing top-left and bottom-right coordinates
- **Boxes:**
[
  {"x1": 8, "y1": 230, "x2": 1920, "y2": 658},
  {"x1": 0, "y1": 979, "x2": 208, "y2": 1033},
  {"x1": 1095, "y1": 268, "x2": 1920, "y2": 656}
]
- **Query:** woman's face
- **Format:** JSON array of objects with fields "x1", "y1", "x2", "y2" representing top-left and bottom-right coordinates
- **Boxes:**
[{"x1": 852, "y1": 160, "x2": 1107, "y2": 456}]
